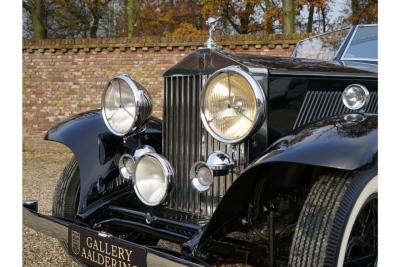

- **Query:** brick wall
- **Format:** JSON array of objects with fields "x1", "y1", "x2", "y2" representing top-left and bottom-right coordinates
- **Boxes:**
[{"x1": 23, "y1": 34, "x2": 307, "y2": 152}]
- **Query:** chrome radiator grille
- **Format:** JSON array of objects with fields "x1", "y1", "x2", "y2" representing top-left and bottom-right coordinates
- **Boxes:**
[
  {"x1": 293, "y1": 90, "x2": 378, "y2": 129},
  {"x1": 163, "y1": 75, "x2": 249, "y2": 217}
]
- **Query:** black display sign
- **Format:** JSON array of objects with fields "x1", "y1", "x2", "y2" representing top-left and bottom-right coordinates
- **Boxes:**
[{"x1": 68, "y1": 225, "x2": 147, "y2": 267}]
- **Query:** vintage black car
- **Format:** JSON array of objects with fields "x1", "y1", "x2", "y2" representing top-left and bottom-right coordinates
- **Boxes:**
[{"x1": 23, "y1": 23, "x2": 377, "y2": 267}]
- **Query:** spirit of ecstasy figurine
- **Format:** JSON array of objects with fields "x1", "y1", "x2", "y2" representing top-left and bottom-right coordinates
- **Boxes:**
[{"x1": 204, "y1": 17, "x2": 220, "y2": 49}]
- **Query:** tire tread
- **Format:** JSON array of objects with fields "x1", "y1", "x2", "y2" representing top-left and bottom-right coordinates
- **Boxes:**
[{"x1": 289, "y1": 171, "x2": 351, "y2": 267}]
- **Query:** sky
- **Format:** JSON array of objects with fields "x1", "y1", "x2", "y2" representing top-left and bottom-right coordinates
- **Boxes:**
[{"x1": 298, "y1": 0, "x2": 350, "y2": 32}]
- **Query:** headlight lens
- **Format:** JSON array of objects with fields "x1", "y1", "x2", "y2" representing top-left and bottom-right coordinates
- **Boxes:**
[
  {"x1": 133, "y1": 153, "x2": 173, "y2": 206},
  {"x1": 342, "y1": 84, "x2": 370, "y2": 110},
  {"x1": 102, "y1": 75, "x2": 152, "y2": 136},
  {"x1": 200, "y1": 67, "x2": 266, "y2": 144}
]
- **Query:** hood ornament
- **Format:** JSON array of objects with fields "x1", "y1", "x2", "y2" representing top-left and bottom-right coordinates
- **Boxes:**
[{"x1": 204, "y1": 17, "x2": 220, "y2": 49}]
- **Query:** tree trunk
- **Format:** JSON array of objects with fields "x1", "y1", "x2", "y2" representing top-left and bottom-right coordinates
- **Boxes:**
[
  {"x1": 90, "y1": 15, "x2": 99, "y2": 38},
  {"x1": 23, "y1": 0, "x2": 47, "y2": 39},
  {"x1": 351, "y1": 0, "x2": 360, "y2": 25},
  {"x1": 366, "y1": 0, "x2": 378, "y2": 23},
  {"x1": 282, "y1": 0, "x2": 296, "y2": 34},
  {"x1": 263, "y1": 0, "x2": 274, "y2": 33},
  {"x1": 239, "y1": 2, "x2": 252, "y2": 34},
  {"x1": 321, "y1": 6, "x2": 326, "y2": 32},
  {"x1": 127, "y1": 0, "x2": 137, "y2": 37},
  {"x1": 307, "y1": 4, "x2": 314, "y2": 33}
]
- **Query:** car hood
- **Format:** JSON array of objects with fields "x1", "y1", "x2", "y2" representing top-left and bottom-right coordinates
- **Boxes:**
[{"x1": 164, "y1": 48, "x2": 377, "y2": 79}]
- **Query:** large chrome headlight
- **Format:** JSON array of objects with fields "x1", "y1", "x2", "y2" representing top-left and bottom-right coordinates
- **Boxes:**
[
  {"x1": 132, "y1": 153, "x2": 173, "y2": 206},
  {"x1": 200, "y1": 67, "x2": 266, "y2": 144},
  {"x1": 101, "y1": 75, "x2": 152, "y2": 136}
]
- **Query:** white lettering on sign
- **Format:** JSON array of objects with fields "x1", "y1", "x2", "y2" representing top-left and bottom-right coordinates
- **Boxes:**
[{"x1": 80, "y1": 236, "x2": 137, "y2": 267}]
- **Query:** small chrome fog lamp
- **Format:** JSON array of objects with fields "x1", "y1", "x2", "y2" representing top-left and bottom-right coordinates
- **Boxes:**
[
  {"x1": 191, "y1": 162, "x2": 214, "y2": 192},
  {"x1": 133, "y1": 153, "x2": 173, "y2": 206},
  {"x1": 119, "y1": 154, "x2": 135, "y2": 179},
  {"x1": 206, "y1": 151, "x2": 234, "y2": 176},
  {"x1": 342, "y1": 84, "x2": 370, "y2": 110}
]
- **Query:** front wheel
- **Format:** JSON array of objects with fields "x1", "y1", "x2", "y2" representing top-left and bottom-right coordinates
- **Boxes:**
[
  {"x1": 52, "y1": 156, "x2": 85, "y2": 264},
  {"x1": 52, "y1": 156, "x2": 159, "y2": 250},
  {"x1": 289, "y1": 170, "x2": 377, "y2": 267}
]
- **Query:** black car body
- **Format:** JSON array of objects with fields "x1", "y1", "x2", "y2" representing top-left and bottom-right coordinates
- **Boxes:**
[{"x1": 24, "y1": 24, "x2": 378, "y2": 267}]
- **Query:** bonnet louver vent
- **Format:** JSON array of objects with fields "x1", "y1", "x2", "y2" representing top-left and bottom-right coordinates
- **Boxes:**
[{"x1": 293, "y1": 90, "x2": 378, "y2": 129}]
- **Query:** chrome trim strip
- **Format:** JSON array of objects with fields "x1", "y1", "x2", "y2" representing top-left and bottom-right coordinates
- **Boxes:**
[
  {"x1": 341, "y1": 58, "x2": 378, "y2": 62},
  {"x1": 334, "y1": 27, "x2": 354, "y2": 59},
  {"x1": 268, "y1": 70, "x2": 377, "y2": 78}
]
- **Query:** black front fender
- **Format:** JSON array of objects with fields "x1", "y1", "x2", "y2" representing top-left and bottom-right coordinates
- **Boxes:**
[
  {"x1": 45, "y1": 110, "x2": 162, "y2": 213},
  {"x1": 254, "y1": 113, "x2": 377, "y2": 170},
  {"x1": 197, "y1": 113, "x2": 377, "y2": 250}
]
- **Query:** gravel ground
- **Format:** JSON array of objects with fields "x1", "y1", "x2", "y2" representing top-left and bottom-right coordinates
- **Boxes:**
[
  {"x1": 23, "y1": 150, "x2": 247, "y2": 267},
  {"x1": 23, "y1": 150, "x2": 81, "y2": 267}
]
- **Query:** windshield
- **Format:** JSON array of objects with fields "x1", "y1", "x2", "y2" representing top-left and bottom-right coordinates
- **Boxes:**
[
  {"x1": 342, "y1": 25, "x2": 377, "y2": 61},
  {"x1": 292, "y1": 28, "x2": 350, "y2": 60}
]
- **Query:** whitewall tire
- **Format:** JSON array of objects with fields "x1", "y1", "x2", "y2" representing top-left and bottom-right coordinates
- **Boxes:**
[{"x1": 289, "y1": 170, "x2": 378, "y2": 267}]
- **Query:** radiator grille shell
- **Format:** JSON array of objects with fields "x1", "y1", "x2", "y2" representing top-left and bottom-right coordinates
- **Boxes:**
[{"x1": 162, "y1": 75, "x2": 249, "y2": 217}]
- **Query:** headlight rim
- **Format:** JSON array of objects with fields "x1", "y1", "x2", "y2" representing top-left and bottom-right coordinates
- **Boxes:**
[
  {"x1": 200, "y1": 66, "x2": 266, "y2": 144},
  {"x1": 101, "y1": 74, "x2": 152, "y2": 136},
  {"x1": 132, "y1": 152, "x2": 173, "y2": 206}
]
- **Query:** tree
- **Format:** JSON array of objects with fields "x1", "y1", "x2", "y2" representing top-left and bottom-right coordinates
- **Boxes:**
[
  {"x1": 261, "y1": 0, "x2": 283, "y2": 33},
  {"x1": 298, "y1": 0, "x2": 327, "y2": 33},
  {"x1": 282, "y1": 0, "x2": 296, "y2": 34},
  {"x1": 306, "y1": 3, "x2": 314, "y2": 32},
  {"x1": 87, "y1": 0, "x2": 110, "y2": 37},
  {"x1": 201, "y1": 0, "x2": 265, "y2": 34},
  {"x1": 127, "y1": 0, "x2": 140, "y2": 37},
  {"x1": 23, "y1": 0, "x2": 376, "y2": 39},
  {"x1": 348, "y1": 0, "x2": 377, "y2": 25},
  {"x1": 50, "y1": 0, "x2": 112, "y2": 38},
  {"x1": 23, "y1": 0, "x2": 47, "y2": 39},
  {"x1": 320, "y1": 4, "x2": 326, "y2": 32},
  {"x1": 135, "y1": 0, "x2": 203, "y2": 36},
  {"x1": 165, "y1": 22, "x2": 207, "y2": 37}
]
